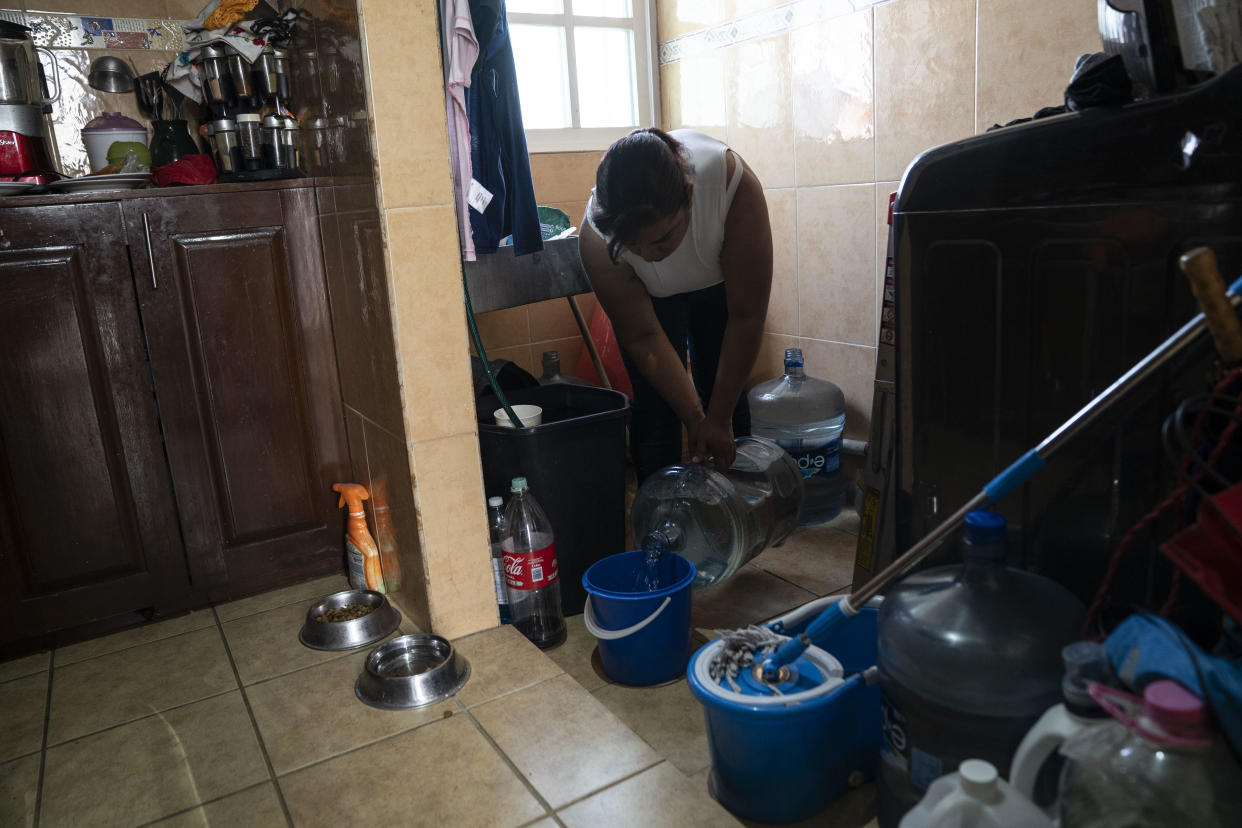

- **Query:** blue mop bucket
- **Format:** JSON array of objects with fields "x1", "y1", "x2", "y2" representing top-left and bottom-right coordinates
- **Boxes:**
[
  {"x1": 687, "y1": 602, "x2": 881, "y2": 823},
  {"x1": 582, "y1": 550, "x2": 696, "y2": 686}
]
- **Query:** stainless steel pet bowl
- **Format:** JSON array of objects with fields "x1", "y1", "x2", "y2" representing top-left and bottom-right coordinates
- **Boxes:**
[
  {"x1": 298, "y1": 589, "x2": 401, "y2": 651},
  {"x1": 355, "y1": 634, "x2": 470, "y2": 710}
]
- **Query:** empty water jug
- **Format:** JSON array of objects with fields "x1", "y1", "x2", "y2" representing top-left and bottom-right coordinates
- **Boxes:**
[
  {"x1": 749, "y1": 348, "x2": 846, "y2": 524},
  {"x1": 629, "y1": 436, "x2": 804, "y2": 588},
  {"x1": 875, "y1": 511, "x2": 1085, "y2": 827}
]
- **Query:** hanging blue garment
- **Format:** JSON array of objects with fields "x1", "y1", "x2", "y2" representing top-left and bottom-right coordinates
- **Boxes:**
[
  {"x1": 466, "y1": 0, "x2": 543, "y2": 257},
  {"x1": 1105, "y1": 612, "x2": 1242, "y2": 758}
]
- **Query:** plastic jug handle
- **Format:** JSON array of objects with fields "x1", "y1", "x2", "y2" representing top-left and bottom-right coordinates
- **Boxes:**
[
  {"x1": 925, "y1": 790, "x2": 982, "y2": 828},
  {"x1": 584, "y1": 595, "x2": 671, "y2": 640},
  {"x1": 1009, "y1": 706, "x2": 1077, "y2": 799}
]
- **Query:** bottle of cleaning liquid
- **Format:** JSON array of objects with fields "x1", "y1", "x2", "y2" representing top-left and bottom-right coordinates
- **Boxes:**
[
  {"x1": 875, "y1": 510, "x2": 1084, "y2": 827},
  {"x1": 332, "y1": 483, "x2": 384, "y2": 592},
  {"x1": 1008, "y1": 641, "x2": 1115, "y2": 809},
  {"x1": 487, "y1": 496, "x2": 512, "y2": 624},
  {"x1": 899, "y1": 759, "x2": 1053, "y2": 828},
  {"x1": 748, "y1": 348, "x2": 846, "y2": 524}
]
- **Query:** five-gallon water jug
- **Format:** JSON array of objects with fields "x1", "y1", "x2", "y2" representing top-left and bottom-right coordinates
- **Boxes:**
[
  {"x1": 748, "y1": 348, "x2": 846, "y2": 524},
  {"x1": 629, "y1": 436, "x2": 804, "y2": 588},
  {"x1": 875, "y1": 511, "x2": 1085, "y2": 828}
]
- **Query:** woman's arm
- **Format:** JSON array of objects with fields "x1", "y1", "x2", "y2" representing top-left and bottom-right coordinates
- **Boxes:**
[
  {"x1": 691, "y1": 151, "x2": 773, "y2": 469},
  {"x1": 579, "y1": 217, "x2": 706, "y2": 430}
]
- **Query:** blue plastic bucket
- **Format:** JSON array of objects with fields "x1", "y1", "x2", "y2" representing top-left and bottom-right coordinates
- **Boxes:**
[
  {"x1": 582, "y1": 550, "x2": 696, "y2": 686},
  {"x1": 686, "y1": 604, "x2": 881, "y2": 823}
]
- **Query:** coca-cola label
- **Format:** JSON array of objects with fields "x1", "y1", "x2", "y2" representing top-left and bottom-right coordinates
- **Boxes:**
[{"x1": 504, "y1": 542, "x2": 558, "y2": 590}]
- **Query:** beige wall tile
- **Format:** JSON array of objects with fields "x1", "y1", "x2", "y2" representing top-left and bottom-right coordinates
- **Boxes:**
[
  {"x1": 385, "y1": 205, "x2": 478, "y2": 443},
  {"x1": 359, "y1": 0, "x2": 453, "y2": 209},
  {"x1": 558, "y1": 761, "x2": 743, "y2": 827},
  {"x1": 874, "y1": 0, "x2": 976, "y2": 181},
  {"x1": 529, "y1": 297, "x2": 581, "y2": 342},
  {"x1": 163, "y1": 0, "x2": 202, "y2": 18},
  {"x1": 363, "y1": 424, "x2": 430, "y2": 624},
  {"x1": 545, "y1": 200, "x2": 589, "y2": 227},
  {"x1": 531, "y1": 336, "x2": 585, "y2": 377},
  {"x1": 409, "y1": 434, "x2": 498, "y2": 638},
  {"x1": 658, "y1": 0, "x2": 734, "y2": 41},
  {"x1": 976, "y1": 0, "x2": 1100, "y2": 133},
  {"x1": 27, "y1": 1, "x2": 165, "y2": 16},
  {"x1": 485, "y1": 343, "x2": 537, "y2": 378},
  {"x1": 798, "y1": 338, "x2": 876, "y2": 441},
  {"x1": 792, "y1": 8, "x2": 875, "y2": 186},
  {"x1": 796, "y1": 184, "x2": 877, "y2": 347},
  {"x1": 474, "y1": 306, "x2": 531, "y2": 350},
  {"x1": 529, "y1": 152, "x2": 600, "y2": 203},
  {"x1": 726, "y1": 34, "x2": 794, "y2": 188},
  {"x1": 764, "y1": 187, "x2": 797, "y2": 336},
  {"x1": 749, "y1": 331, "x2": 797, "y2": 387},
  {"x1": 661, "y1": 52, "x2": 728, "y2": 133},
  {"x1": 0, "y1": 753, "x2": 39, "y2": 828},
  {"x1": 733, "y1": 0, "x2": 784, "y2": 14}
]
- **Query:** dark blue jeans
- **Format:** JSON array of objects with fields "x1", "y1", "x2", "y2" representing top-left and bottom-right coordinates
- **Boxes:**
[{"x1": 620, "y1": 282, "x2": 751, "y2": 483}]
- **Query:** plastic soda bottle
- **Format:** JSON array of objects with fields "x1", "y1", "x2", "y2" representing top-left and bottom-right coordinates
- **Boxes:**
[
  {"x1": 501, "y1": 477, "x2": 566, "y2": 648},
  {"x1": 487, "y1": 496, "x2": 512, "y2": 624}
]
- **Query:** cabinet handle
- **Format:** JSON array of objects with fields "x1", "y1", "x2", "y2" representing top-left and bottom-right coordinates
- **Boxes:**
[{"x1": 142, "y1": 212, "x2": 157, "y2": 290}]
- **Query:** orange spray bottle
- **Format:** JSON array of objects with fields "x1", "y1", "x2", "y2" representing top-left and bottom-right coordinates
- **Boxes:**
[{"x1": 332, "y1": 483, "x2": 384, "y2": 593}]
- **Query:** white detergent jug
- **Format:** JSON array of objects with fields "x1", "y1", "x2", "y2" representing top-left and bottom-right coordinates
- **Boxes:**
[
  {"x1": 1009, "y1": 641, "x2": 1115, "y2": 805},
  {"x1": 899, "y1": 760, "x2": 1052, "y2": 828}
]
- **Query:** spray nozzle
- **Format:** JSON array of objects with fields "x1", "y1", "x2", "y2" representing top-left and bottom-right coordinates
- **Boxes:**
[{"x1": 332, "y1": 482, "x2": 370, "y2": 511}]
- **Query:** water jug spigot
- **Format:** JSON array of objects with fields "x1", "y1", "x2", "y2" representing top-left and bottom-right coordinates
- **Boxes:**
[{"x1": 642, "y1": 529, "x2": 674, "y2": 561}]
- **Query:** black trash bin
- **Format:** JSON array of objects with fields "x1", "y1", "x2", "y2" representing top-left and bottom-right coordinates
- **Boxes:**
[{"x1": 476, "y1": 384, "x2": 630, "y2": 617}]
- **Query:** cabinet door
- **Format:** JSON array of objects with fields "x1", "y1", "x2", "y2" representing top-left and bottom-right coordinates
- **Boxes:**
[
  {"x1": 0, "y1": 203, "x2": 191, "y2": 652},
  {"x1": 124, "y1": 188, "x2": 348, "y2": 598}
]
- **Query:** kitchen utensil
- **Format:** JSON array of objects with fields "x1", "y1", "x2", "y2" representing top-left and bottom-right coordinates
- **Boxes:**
[
  {"x1": 81, "y1": 111, "x2": 147, "y2": 172},
  {"x1": 86, "y1": 55, "x2": 134, "y2": 93},
  {"x1": 0, "y1": 20, "x2": 57, "y2": 105},
  {"x1": 354, "y1": 634, "x2": 470, "y2": 710},
  {"x1": 298, "y1": 589, "x2": 401, "y2": 651},
  {"x1": 133, "y1": 71, "x2": 160, "y2": 118},
  {"x1": 748, "y1": 266, "x2": 1242, "y2": 685}
]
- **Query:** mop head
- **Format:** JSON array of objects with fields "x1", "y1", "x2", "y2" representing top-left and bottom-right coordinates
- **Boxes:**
[{"x1": 707, "y1": 625, "x2": 786, "y2": 692}]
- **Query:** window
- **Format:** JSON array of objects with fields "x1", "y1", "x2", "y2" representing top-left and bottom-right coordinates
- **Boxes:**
[{"x1": 507, "y1": 0, "x2": 658, "y2": 152}]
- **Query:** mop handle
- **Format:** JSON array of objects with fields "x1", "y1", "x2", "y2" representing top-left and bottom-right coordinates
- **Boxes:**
[{"x1": 763, "y1": 272, "x2": 1242, "y2": 681}]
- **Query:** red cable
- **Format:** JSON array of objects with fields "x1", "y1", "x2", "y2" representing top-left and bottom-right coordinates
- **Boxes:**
[{"x1": 1082, "y1": 366, "x2": 1242, "y2": 636}]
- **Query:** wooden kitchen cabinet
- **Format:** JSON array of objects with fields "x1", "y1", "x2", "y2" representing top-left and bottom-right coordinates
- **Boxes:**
[
  {"x1": 0, "y1": 203, "x2": 192, "y2": 653},
  {"x1": 0, "y1": 183, "x2": 350, "y2": 654},
  {"x1": 123, "y1": 186, "x2": 349, "y2": 602}
]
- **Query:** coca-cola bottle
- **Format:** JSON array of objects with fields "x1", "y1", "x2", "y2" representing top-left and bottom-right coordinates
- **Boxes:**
[{"x1": 501, "y1": 477, "x2": 566, "y2": 648}]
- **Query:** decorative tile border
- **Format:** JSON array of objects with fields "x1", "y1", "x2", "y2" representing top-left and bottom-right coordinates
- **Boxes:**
[
  {"x1": 14, "y1": 12, "x2": 189, "y2": 51},
  {"x1": 658, "y1": 0, "x2": 894, "y2": 65}
]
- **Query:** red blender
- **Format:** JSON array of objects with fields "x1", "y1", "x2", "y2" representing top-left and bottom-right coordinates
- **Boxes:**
[{"x1": 0, "y1": 20, "x2": 59, "y2": 183}]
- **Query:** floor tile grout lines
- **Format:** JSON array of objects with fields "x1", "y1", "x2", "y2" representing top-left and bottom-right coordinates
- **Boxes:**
[
  {"x1": 211, "y1": 607, "x2": 296, "y2": 828},
  {"x1": 130, "y1": 780, "x2": 273, "y2": 828},
  {"x1": 459, "y1": 707, "x2": 565, "y2": 827},
  {"x1": 32, "y1": 649, "x2": 54, "y2": 828}
]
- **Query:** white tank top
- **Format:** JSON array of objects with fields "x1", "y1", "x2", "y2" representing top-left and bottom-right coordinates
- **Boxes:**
[{"x1": 586, "y1": 129, "x2": 743, "y2": 298}]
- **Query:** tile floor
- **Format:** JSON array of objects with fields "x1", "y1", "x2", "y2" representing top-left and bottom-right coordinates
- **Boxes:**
[{"x1": 1, "y1": 512, "x2": 875, "y2": 828}]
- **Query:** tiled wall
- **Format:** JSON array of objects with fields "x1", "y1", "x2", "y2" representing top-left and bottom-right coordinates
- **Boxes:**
[
  {"x1": 658, "y1": 0, "x2": 1099, "y2": 440},
  {"x1": 354, "y1": 0, "x2": 498, "y2": 638},
  {"x1": 0, "y1": 2, "x2": 203, "y2": 177},
  {"x1": 471, "y1": 151, "x2": 600, "y2": 379}
]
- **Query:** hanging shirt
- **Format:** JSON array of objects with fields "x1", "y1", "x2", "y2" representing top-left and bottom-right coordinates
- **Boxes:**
[
  {"x1": 585, "y1": 129, "x2": 743, "y2": 298},
  {"x1": 466, "y1": 0, "x2": 543, "y2": 257},
  {"x1": 442, "y1": 0, "x2": 479, "y2": 261}
]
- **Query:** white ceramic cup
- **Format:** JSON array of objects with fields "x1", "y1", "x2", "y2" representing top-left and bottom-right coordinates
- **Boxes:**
[{"x1": 494, "y1": 404, "x2": 542, "y2": 428}]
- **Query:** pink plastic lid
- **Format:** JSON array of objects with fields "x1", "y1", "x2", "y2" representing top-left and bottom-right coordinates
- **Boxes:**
[
  {"x1": 82, "y1": 112, "x2": 145, "y2": 132},
  {"x1": 1144, "y1": 679, "x2": 1205, "y2": 725}
]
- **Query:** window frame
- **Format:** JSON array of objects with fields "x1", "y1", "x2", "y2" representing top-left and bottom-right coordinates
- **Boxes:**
[{"x1": 507, "y1": 0, "x2": 660, "y2": 152}]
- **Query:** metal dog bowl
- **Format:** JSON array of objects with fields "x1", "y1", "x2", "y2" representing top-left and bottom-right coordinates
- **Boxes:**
[
  {"x1": 355, "y1": 634, "x2": 470, "y2": 710},
  {"x1": 298, "y1": 589, "x2": 401, "y2": 651}
]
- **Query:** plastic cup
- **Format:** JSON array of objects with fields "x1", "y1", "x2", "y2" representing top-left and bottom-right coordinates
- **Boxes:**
[{"x1": 494, "y1": 404, "x2": 542, "y2": 428}]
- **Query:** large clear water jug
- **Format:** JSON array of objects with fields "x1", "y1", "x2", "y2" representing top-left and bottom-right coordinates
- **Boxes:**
[
  {"x1": 629, "y1": 436, "x2": 804, "y2": 588},
  {"x1": 875, "y1": 510, "x2": 1085, "y2": 827},
  {"x1": 748, "y1": 348, "x2": 846, "y2": 524}
]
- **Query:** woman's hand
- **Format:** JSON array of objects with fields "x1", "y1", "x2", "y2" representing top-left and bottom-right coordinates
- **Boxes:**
[{"x1": 688, "y1": 413, "x2": 736, "y2": 471}]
